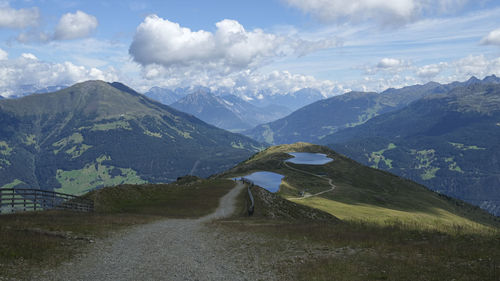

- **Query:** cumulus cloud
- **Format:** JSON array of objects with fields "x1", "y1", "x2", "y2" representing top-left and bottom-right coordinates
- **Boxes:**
[
  {"x1": 283, "y1": 0, "x2": 468, "y2": 25},
  {"x1": 0, "y1": 48, "x2": 7, "y2": 60},
  {"x1": 0, "y1": 53, "x2": 117, "y2": 98},
  {"x1": 358, "y1": 54, "x2": 500, "y2": 93},
  {"x1": 415, "y1": 55, "x2": 500, "y2": 82},
  {"x1": 377, "y1": 58, "x2": 404, "y2": 68},
  {"x1": 364, "y1": 58, "x2": 411, "y2": 74},
  {"x1": 481, "y1": 28, "x2": 500, "y2": 46},
  {"x1": 451, "y1": 55, "x2": 500, "y2": 79},
  {"x1": 133, "y1": 63, "x2": 343, "y2": 97},
  {"x1": 129, "y1": 15, "x2": 337, "y2": 74},
  {"x1": 54, "y1": 10, "x2": 98, "y2": 40},
  {"x1": 232, "y1": 70, "x2": 344, "y2": 96},
  {"x1": 15, "y1": 10, "x2": 98, "y2": 43},
  {"x1": 416, "y1": 62, "x2": 447, "y2": 78},
  {"x1": 0, "y1": 3, "x2": 39, "y2": 29},
  {"x1": 21, "y1": 53, "x2": 37, "y2": 60}
]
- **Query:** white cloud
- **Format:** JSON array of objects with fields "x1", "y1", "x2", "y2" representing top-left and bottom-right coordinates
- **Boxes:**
[
  {"x1": 133, "y1": 65, "x2": 343, "y2": 97},
  {"x1": 481, "y1": 28, "x2": 500, "y2": 46},
  {"x1": 16, "y1": 30, "x2": 50, "y2": 43},
  {"x1": 129, "y1": 15, "x2": 337, "y2": 74},
  {"x1": 53, "y1": 10, "x2": 98, "y2": 40},
  {"x1": 228, "y1": 70, "x2": 341, "y2": 96},
  {"x1": 130, "y1": 16, "x2": 281, "y2": 71},
  {"x1": 414, "y1": 55, "x2": 500, "y2": 82},
  {"x1": 364, "y1": 58, "x2": 411, "y2": 75},
  {"x1": 451, "y1": 54, "x2": 500, "y2": 79},
  {"x1": 0, "y1": 48, "x2": 7, "y2": 60},
  {"x1": 283, "y1": 0, "x2": 469, "y2": 25},
  {"x1": 21, "y1": 53, "x2": 37, "y2": 60},
  {"x1": 357, "y1": 54, "x2": 500, "y2": 93},
  {"x1": 0, "y1": 3, "x2": 39, "y2": 29},
  {"x1": 377, "y1": 58, "x2": 404, "y2": 68},
  {"x1": 0, "y1": 54, "x2": 117, "y2": 98},
  {"x1": 416, "y1": 63, "x2": 446, "y2": 78}
]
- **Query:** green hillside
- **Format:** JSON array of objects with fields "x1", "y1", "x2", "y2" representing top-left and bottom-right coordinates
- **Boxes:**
[
  {"x1": 322, "y1": 83, "x2": 500, "y2": 215},
  {"x1": 0, "y1": 81, "x2": 263, "y2": 194},
  {"x1": 220, "y1": 143, "x2": 499, "y2": 232},
  {"x1": 244, "y1": 80, "x2": 462, "y2": 145},
  {"x1": 244, "y1": 75, "x2": 500, "y2": 145}
]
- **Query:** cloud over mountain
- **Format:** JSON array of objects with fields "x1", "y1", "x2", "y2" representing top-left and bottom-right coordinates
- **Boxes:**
[
  {"x1": 0, "y1": 54, "x2": 117, "y2": 97},
  {"x1": 129, "y1": 16, "x2": 282, "y2": 71},
  {"x1": 481, "y1": 28, "x2": 500, "y2": 46},
  {"x1": 129, "y1": 15, "x2": 337, "y2": 74}
]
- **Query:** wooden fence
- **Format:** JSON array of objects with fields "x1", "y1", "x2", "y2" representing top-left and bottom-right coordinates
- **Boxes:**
[
  {"x1": 0, "y1": 188, "x2": 94, "y2": 214},
  {"x1": 240, "y1": 178, "x2": 255, "y2": 216}
]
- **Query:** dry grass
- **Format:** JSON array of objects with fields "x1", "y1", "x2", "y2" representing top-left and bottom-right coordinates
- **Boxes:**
[
  {"x1": 0, "y1": 178, "x2": 234, "y2": 279},
  {"x1": 216, "y1": 183, "x2": 500, "y2": 281}
]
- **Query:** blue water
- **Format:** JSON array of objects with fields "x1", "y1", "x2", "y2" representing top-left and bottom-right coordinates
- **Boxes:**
[
  {"x1": 235, "y1": 171, "x2": 284, "y2": 193},
  {"x1": 286, "y1": 152, "x2": 334, "y2": 165}
]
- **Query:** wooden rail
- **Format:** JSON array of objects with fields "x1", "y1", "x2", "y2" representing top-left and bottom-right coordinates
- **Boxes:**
[
  {"x1": 240, "y1": 178, "x2": 255, "y2": 216},
  {"x1": 0, "y1": 188, "x2": 94, "y2": 214}
]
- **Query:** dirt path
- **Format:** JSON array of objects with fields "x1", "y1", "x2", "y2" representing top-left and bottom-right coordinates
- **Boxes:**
[
  {"x1": 283, "y1": 161, "x2": 336, "y2": 200},
  {"x1": 39, "y1": 182, "x2": 273, "y2": 281}
]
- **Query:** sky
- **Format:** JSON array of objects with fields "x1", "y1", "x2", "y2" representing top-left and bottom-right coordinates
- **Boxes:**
[{"x1": 1, "y1": 0, "x2": 500, "y2": 98}]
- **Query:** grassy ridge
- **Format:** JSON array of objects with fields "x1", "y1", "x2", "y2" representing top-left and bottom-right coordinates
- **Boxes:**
[
  {"x1": 217, "y1": 142, "x2": 500, "y2": 279},
  {"x1": 220, "y1": 142, "x2": 499, "y2": 233},
  {"x1": 0, "y1": 178, "x2": 234, "y2": 279},
  {"x1": 219, "y1": 178, "x2": 500, "y2": 281}
]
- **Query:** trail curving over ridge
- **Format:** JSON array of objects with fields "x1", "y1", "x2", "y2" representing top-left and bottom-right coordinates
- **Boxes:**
[{"x1": 283, "y1": 161, "x2": 336, "y2": 200}]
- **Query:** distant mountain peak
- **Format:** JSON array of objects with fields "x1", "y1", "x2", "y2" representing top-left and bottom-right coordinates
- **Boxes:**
[
  {"x1": 464, "y1": 76, "x2": 481, "y2": 86},
  {"x1": 482, "y1": 74, "x2": 500, "y2": 84}
]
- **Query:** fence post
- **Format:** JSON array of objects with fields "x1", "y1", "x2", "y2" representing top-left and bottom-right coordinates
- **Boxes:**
[
  {"x1": 34, "y1": 191, "x2": 37, "y2": 211},
  {"x1": 11, "y1": 189, "x2": 14, "y2": 213},
  {"x1": 23, "y1": 190, "x2": 26, "y2": 212}
]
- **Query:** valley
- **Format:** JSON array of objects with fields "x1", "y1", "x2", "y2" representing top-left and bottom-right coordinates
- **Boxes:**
[
  {"x1": 242, "y1": 76, "x2": 500, "y2": 216},
  {"x1": 2, "y1": 1, "x2": 500, "y2": 280},
  {"x1": 1, "y1": 143, "x2": 498, "y2": 280}
]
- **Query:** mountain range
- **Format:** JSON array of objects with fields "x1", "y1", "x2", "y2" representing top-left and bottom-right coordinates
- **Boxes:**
[
  {"x1": 0, "y1": 80, "x2": 262, "y2": 195},
  {"x1": 144, "y1": 86, "x2": 324, "y2": 111},
  {"x1": 170, "y1": 89, "x2": 291, "y2": 132},
  {"x1": 143, "y1": 86, "x2": 187, "y2": 105},
  {"x1": 2, "y1": 76, "x2": 500, "y2": 216},
  {"x1": 240, "y1": 75, "x2": 500, "y2": 215},
  {"x1": 245, "y1": 76, "x2": 500, "y2": 145},
  {"x1": 323, "y1": 82, "x2": 500, "y2": 215},
  {"x1": 243, "y1": 88, "x2": 325, "y2": 111}
]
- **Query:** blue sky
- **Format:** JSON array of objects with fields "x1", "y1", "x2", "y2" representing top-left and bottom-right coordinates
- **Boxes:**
[{"x1": 1, "y1": 0, "x2": 500, "y2": 98}]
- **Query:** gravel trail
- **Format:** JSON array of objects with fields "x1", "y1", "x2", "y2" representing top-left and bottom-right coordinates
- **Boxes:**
[
  {"x1": 40, "y1": 181, "x2": 271, "y2": 281},
  {"x1": 283, "y1": 161, "x2": 336, "y2": 200}
]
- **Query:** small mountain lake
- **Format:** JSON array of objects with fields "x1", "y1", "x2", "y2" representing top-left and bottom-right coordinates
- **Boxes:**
[
  {"x1": 235, "y1": 171, "x2": 284, "y2": 193},
  {"x1": 286, "y1": 152, "x2": 334, "y2": 165}
]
